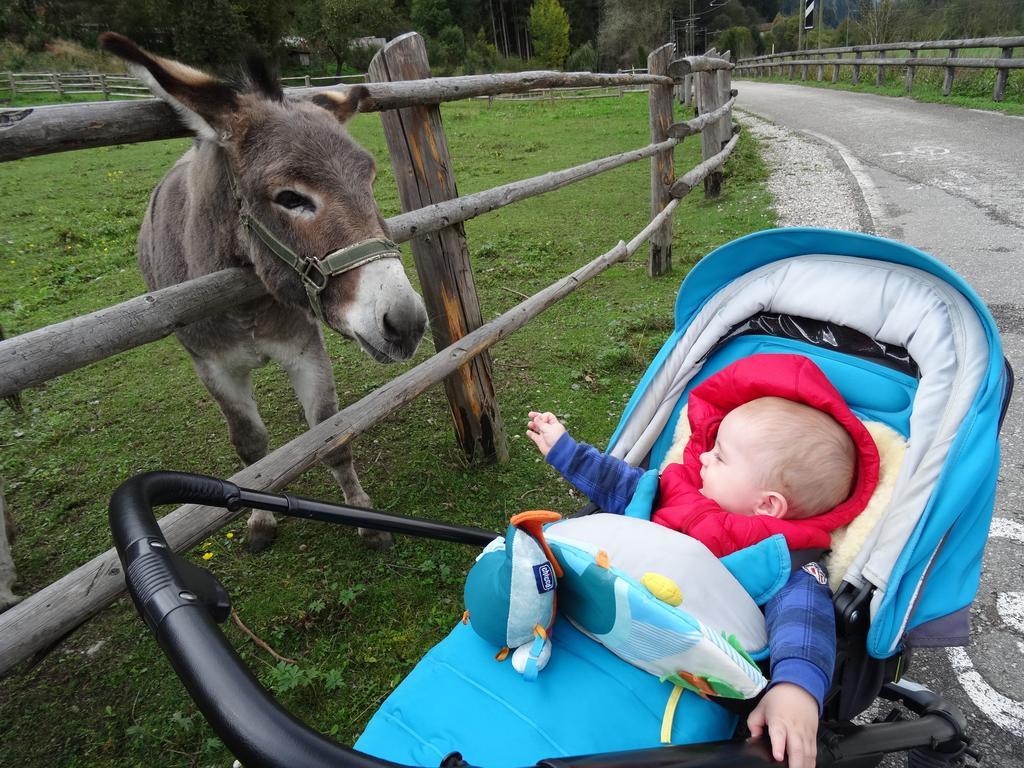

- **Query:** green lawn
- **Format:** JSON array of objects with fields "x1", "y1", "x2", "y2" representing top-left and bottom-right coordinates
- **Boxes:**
[
  {"x1": 0, "y1": 93, "x2": 774, "y2": 767},
  {"x1": 738, "y1": 54, "x2": 1024, "y2": 116}
]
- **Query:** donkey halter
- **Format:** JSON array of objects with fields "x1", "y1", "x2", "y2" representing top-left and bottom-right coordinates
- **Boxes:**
[{"x1": 224, "y1": 158, "x2": 400, "y2": 323}]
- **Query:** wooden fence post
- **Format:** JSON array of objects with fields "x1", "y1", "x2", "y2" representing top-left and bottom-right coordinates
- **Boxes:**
[
  {"x1": 832, "y1": 53, "x2": 841, "y2": 83},
  {"x1": 367, "y1": 32, "x2": 508, "y2": 463},
  {"x1": 100, "y1": 73, "x2": 110, "y2": 100},
  {"x1": 905, "y1": 49, "x2": 917, "y2": 92},
  {"x1": 647, "y1": 43, "x2": 675, "y2": 277},
  {"x1": 993, "y1": 46, "x2": 1013, "y2": 101},
  {"x1": 7, "y1": 72, "x2": 14, "y2": 96},
  {"x1": 852, "y1": 51, "x2": 862, "y2": 85},
  {"x1": 53, "y1": 72, "x2": 64, "y2": 96},
  {"x1": 875, "y1": 53, "x2": 886, "y2": 86},
  {"x1": 817, "y1": 57, "x2": 825, "y2": 81},
  {"x1": 942, "y1": 48, "x2": 958, "y2": 95},
  {"x1": 698, "y1": 69, "x2": 723, "y2": 199},
  {"x1": 717, "y1": 52, "x2": 733, "y2": 147}
]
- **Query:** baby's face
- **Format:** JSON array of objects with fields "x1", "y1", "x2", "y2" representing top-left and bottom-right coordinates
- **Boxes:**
[{"x1": 698, "y1": 409, "x2": 769, "y2": 516}]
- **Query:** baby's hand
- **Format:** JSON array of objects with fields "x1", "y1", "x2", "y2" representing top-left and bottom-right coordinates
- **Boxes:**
[
  {"x1": 526, "y1": 411, "x2": 566, "y2": 458},
  {"x1": 746, "y1": 683, "x2": 819, "y2": 768}
]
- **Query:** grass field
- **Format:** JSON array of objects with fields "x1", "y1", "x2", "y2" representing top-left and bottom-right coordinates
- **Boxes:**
[
  {"x1": 0, "y1": 93, "x2": 774, "y2": 766},
  {"x1": 738, "y1": 49, "x2": 1024, "y2": 116}
]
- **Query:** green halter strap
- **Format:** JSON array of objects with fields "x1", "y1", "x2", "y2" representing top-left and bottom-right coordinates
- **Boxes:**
[{"x1": 224, "y1": 158, "x2": 400, "y2": 322}]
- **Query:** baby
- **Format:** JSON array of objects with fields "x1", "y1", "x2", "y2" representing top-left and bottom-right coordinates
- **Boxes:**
[{"x1": 527, "y1": 396, "x2": 856, "y2": 557}]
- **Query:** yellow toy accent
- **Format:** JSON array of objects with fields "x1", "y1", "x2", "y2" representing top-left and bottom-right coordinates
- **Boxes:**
[
  {"x1": 496, "y1": 647, "x2": 510, "y2": 661},
  {"x1": 642, "y1": 572, "x2": 683, "y2": 606},
  {"x1": 660, "y1": 684, "x2": 684, "y2": 743},
  {"x1": 595, "y1": 550, "x2": 611, "y2": 569},
  {"x1": 461, "y1": 610, "x2": 470, "y2": 625},
  {"x1": 534, "y1": 624, "x2": 548, "y2": 641}
]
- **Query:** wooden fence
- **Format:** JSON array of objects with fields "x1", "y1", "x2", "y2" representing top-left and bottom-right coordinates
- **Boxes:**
[
  {"x1": 1, "y1": 71, "x2": 150, "y2": 99},
  {"x1": 0, "y1": 33, "x2": 738, "y2": 673},
  {"x1": 735, "y1": 35, "x2": 1024, "y2": 102}
]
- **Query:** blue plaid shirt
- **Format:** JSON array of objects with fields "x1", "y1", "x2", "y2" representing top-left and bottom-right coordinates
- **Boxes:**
[{"x1": 548, "y1": 432, "x2": 836, "y2": 711}]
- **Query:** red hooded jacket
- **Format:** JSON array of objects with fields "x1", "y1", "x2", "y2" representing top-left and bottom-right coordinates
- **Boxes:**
[{"x1": 651, "y1": 354, "x2": 880, "y2": 557}]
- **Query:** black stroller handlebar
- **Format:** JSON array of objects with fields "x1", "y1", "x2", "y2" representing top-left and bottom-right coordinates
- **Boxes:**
[
  {"x1": 109, "y1": 471, "x2": 972, "y2": 768},
  {"x1": 111, "y1": 471, "x2": 398, "y2": 768}
]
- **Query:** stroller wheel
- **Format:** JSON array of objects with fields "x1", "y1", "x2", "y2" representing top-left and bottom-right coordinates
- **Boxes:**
[{"x1": 906, "y1": 744, "x2": 968, "y2": 768}]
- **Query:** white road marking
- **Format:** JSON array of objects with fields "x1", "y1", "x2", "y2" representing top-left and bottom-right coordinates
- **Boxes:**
[
  {"x1": 945, "y1": 517, "x2": 1024, "y2": 736},
  {"x1": 946, "y1": 647, "x2": 1024, "y2": 735},
  {"x1": 996, "y1": 593, "x2": 1024, "y2": 633}
]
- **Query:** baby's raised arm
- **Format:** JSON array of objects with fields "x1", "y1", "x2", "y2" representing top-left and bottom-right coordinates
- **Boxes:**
[{"x1": 526, "y1": 411, "x2": 567, "y2": 457}]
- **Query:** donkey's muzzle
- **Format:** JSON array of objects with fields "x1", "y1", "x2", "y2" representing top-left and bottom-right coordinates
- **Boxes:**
[{"x1": 380, "y1": 294, "x2": 428, "y2": 361}]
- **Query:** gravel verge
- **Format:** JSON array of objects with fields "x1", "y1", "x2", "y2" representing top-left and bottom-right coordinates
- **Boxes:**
[{"x1": 736, "y1": 109, "x2": 872, "y2": 233}]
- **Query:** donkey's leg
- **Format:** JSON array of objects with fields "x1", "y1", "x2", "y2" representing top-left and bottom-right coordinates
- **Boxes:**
[
  {"x1": 0, "y1": 479, "x2": 22, "y2": 612},
  {"x1": 191, "y1": 357, "x2": 278, "y2": 552},
  {"x1": 273, "y1": 335, "x2": 394, "y2": 551}
]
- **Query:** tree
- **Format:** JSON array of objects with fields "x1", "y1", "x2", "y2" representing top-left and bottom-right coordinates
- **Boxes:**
[
  {"x1": 598, "y1": 0, "x2": 671, "y2": 69},
  {"x1": 528, "y1": 0, "x2": 570, "y2": 68},
  {"x1": 296, "y1": 0, "x2": 395, "y2": 74},
  {"x1": 410, "y1": 0, "x2": 453, "y2": 37},
  {"x1": 715, "y1": 25, "x2": 756, "y2": 58}
]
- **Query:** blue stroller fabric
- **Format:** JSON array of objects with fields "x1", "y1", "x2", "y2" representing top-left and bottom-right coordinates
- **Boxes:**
[
  {"x1": 355, "y1": 229, "x2": 1006, "y2": 765},
  {"x1": 355, "y1": 618, "x2": 737, "y2": 766}
]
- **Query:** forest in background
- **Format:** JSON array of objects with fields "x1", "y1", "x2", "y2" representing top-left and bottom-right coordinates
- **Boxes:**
[{"x1": 2, "y1": 0, "x2": 1024, "y2": 77}]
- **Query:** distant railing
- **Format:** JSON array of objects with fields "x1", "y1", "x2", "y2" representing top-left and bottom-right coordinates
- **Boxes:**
[
  {"x1": 279, "y1": 73, "x2": 366, "y2": 87},
  {"x1": 735, "y1": 35, "x2": 1024, "y2": 102},
  {"x1": 0, "y1": 70, "x2": 367, "y2": 100},
  {"x1": 1, "y1": 70, "x2": 150, "y2": 99}
]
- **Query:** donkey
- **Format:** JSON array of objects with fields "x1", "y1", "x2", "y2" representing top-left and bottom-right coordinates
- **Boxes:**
[
  {"x1": 0, "y1": 479, "x2": 19, "y2": 612},
  {"x1": 99, "y1": 34, "x2": 427, "y2": 551}
]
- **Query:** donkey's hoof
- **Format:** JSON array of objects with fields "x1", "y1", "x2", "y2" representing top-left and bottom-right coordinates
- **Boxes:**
[
  {"x1": 0, "y1": 592, "x2": 23, "y2": 614},
  {"x1": 358, "y1": 528, "x2": 394, "y2": 551},
  {"x1": 246, "y1": 525, "x2": 278, "y2": 553}
]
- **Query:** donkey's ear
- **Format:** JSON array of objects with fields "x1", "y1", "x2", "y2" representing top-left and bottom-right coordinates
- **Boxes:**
[
  {"x1": 310, "y1": 86, "x2": 368, "y2": 125},
  {"x1": 99, "y1": 32, "x2": 238, "y2": 142}
]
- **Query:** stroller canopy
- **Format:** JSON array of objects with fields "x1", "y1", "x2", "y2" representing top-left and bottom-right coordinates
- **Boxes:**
[{"x1": 607, "y1": 228, "x2": 1005, "y2": 658}]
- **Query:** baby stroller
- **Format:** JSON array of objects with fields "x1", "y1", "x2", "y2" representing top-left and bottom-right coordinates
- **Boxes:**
[{"x1": 109, "y1": 228, "x2": 1010, "y2": 767}]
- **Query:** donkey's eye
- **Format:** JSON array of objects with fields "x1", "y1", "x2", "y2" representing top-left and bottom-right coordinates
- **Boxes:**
[{"x1": 274, "y1": 190, "x2": 315, "y2": 212}]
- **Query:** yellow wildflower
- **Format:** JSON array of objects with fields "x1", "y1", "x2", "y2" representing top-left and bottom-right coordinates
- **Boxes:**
[{"x1": 202, "y1": 552, "x2": 214, "y2": 560}]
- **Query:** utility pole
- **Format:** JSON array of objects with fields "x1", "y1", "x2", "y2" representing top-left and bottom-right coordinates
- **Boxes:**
[
  {"x1": 797, "y1": 0, "x2": 804, "y2": 51},
  {"x1": 817, "y1": 0, "x2": 825, "y2": 50}
]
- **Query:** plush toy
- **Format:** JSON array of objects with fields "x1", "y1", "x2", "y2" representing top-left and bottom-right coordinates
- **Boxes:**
[{"x1": 463, "y1": 510, "x2": 563, "y2": 681}]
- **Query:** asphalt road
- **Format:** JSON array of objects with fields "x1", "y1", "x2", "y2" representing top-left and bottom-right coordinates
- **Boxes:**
[{"x1": 736, "y1": 81, "x2": 1024, "y2": 766}]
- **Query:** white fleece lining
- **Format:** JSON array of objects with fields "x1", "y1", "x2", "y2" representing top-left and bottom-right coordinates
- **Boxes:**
[{"x1": 608, "y1": 256, "x2": 988, "y2": 639}]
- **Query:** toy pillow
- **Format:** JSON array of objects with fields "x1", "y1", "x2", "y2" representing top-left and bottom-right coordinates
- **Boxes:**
[{"x1": 545, "y1": 513, "x2": 768, "y2": 701}]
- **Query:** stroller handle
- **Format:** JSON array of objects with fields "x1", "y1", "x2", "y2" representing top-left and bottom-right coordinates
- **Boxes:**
[{"x1": 109, "y1": 471, "x2": 403, "y2": 768}]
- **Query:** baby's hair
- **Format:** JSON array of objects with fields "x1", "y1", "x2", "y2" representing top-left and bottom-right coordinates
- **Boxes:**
[{"x1": 733, "y1": 397, "x2": 856, "y2": 518}]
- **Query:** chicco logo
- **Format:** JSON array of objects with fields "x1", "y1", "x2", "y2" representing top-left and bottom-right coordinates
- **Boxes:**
[{"x1": 533, "y1": 562, "x2": 556, "y2": 593}]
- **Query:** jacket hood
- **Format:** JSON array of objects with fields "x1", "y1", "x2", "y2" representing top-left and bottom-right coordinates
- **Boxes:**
[{"x1": 686, "y1": 353, "x2": 881, "y2": 531}]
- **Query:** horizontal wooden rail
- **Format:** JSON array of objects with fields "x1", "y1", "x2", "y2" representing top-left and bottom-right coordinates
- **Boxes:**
[
  {"x1": 0, "y1": 194, "x2": 685, "y2": 674},
  {"x1": 668, "y1": 55, "x2": 735, "y2": 77},
  {"x1": 387, "y1": 136, "x2": 679, "y2": 241},
  {"x1": 0, "y1": 71, "x2": 671, "y2": 163},
  {"x1": 668, "y1": 95, "x2": 737, "y2": 138},
  {"x1": 0, "y1": 270, "x2": 265, "y2": 399},
  {"x1": 0, "y1": 134, "x2": 680, "y2": 394},
  {"x1": 670, "y1": 129, "x2": 741, "y2": 198},
  {"x1": 737, "y1": 56, "x2": 1024, "y2": 70},
  {"x1": 739, "y1": 35, "x2": 1024, "y2": 60}
]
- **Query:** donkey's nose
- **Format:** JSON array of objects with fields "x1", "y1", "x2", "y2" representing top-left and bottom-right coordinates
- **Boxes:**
[{"x1": 381, "y1": 295, "x2": 428, "y2": 352}]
